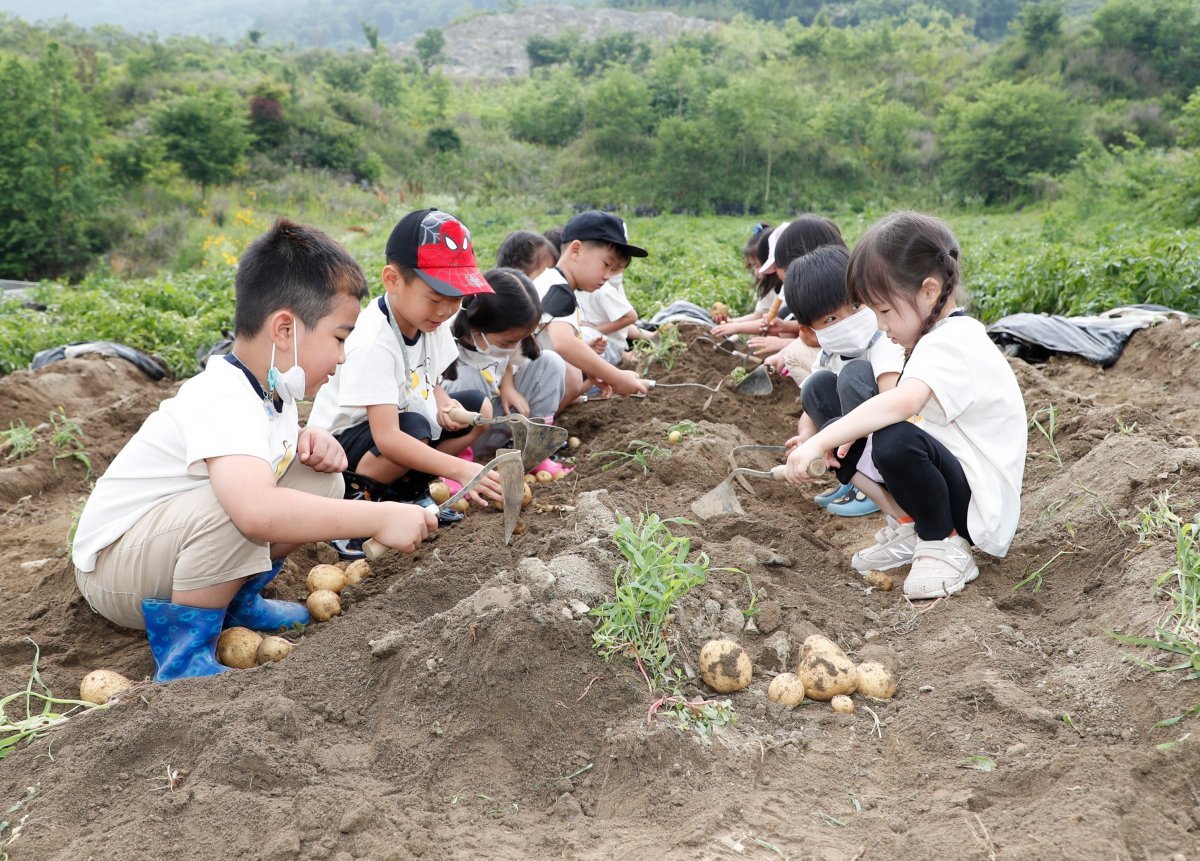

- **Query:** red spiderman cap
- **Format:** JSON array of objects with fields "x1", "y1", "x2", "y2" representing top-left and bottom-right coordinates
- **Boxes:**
[{"x1": 385, "y1": 209, "x2": 493, "y2": 297}]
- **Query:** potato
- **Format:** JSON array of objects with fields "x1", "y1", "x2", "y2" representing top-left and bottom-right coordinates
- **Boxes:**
[
  {"x1": 568, "y1": 436, "x2": 582, "y2": 450},
  {"x1": 801, "y1": 634, "x2": 844, "y2": 661},
  {"x1": 865, "y1": 570, "x2": 894, "y2": 591},
  {"x1": 523, "y1": 473, "x2": 537, "y2": 485},
  {"x1": 307, "y1": 563, "x2": 347, "y2": 594},
  {"x1": 535, "y1": 470, "x2": 553, "y2": 483},
  {"x1": 767, "y1": 672, "x2": 805, "y2": 708},
  {"x1": 79, "y1": 669, "x2": 133, "y2": 705},
  {"x1": 343, "y1": 558, "x2": 371, "y2": 586},
  {"x1": 306, "y1": 589, "x2": 342, "y2": 622},
  {"x1": 831, "y1": 695, "x2": 854, "y2": 714},
  {"x1": 698, "y1": 639, "x2": 752, "y2": 694},
  {"x1": 256, "y1": 635, "x2": 293, "y2": 664},
  {"x1": 217, "y1": 627, "x2": 263, "y2": 669},
  {"x1": 450, "y1": 498, "x2": 470, "y2": 514},
  {"x1": 521, "y1": 482, "x2": 533, "y2": 508},
  {"x1": 711, "y1": 302, "x2": 729, "y2": 324},
  {"x1": 797, "y1": 649, "x2": 860, "y2": 701},
  {"x1": 511, "y1": 520, "x2": 527, "y2": 536},
  {"x1": 667, "y1": 430, "x2": 683, "y2": 445},
  {"x1": 428, "y1": 481, "x2": 451, "y2": 504},
  {"x1": 491, "y1": 495, "x2": 506, "y2": 512},
  {"x1": 855, "y1": 661, "x2": 898, "y2": 699}
]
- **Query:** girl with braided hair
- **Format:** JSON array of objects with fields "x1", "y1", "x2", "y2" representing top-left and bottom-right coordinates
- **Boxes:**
[{"x1": 783, "y1": 212, "x2": 1026, "y2": 599}]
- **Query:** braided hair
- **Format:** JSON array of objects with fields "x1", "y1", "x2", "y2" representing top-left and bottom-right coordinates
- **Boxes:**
[{"x1": 846, "y1": 211, "x2": 963, "y2": 342}]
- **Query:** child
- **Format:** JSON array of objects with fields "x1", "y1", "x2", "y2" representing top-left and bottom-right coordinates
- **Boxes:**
[
  {"x1": 786, "y1": 245, "x2": 905, "y2": 517},
  {"x1": 711, "y1": 225, "x2": 785, "y2": 338},
  {"x1": 72, "y1": 219, "x2": 438, "y2": 682},
  {"x1": 785, "y1": 212, "x2": 1026, "y2": 600},
  {"x1": 577, "y1": 271, "x2": 639, "y2": 366},
  {"x1": 308, "y1": 208, "x2": 504, "y2": 555},
  {"x1": 444, "y1": 267, "x2": 566, "y2": 471},
  {"x1": 533, "y1": 210, "x2": 649, "y2": 401},
  {"x1": 496, "y1": 229, "x2": 557, "y2": 280}
]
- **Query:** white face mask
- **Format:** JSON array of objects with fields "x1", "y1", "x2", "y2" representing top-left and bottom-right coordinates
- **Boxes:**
[
  {"x1": 267, "y1": 326, "x2": 306, "y2": 405},
  {"x1": 476, "y1": 331, "x2": 518, "y2": 362},
  {"x1": 815, "y1": 307, "x2": 879, "y2": 357}
]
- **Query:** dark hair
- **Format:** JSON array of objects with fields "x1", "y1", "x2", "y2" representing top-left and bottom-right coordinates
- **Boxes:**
[
  {"x1": 543, "y1": 227, "x2": 563, "y2": 256},
  {"x1": 783, "y1": 245, "x2": 851, "y2": 327},
  {"x1": 743, "y1": 222, "x2": 770, "y2": 267},
  {"x1": 847, "y1": 211, "x2": 963, "y2": 340},
  {"x1": 579, "y1": 238, "x2": 632, "y2": 267},
  {"x1": 496, "y1": 230, "x2": 557, "y2": 275},
  {"x1": 234, "y1": 218, "x2": 368, "y2": 337},
  {"x1": 772, "y1": 215, "x2": 846, "y2": 273},
  {"x1": 450, "y1": 267, "x2": 542, "y2": 361},
  {"x1": 753, "y1": 227, "x2": 778, "y2": 299}
]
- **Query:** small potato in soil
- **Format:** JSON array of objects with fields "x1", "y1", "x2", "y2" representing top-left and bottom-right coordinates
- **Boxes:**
[
  {"x1": 699, "y1": 639, "x2": 752, "y2": 694},
  {"x1": 797, "y1": 649, "x2": 859, "y2": 701},
  {"x1": 536, "y1": 470, "x2": 553, "y2": 483},
  {"x1": 450, "y1": 498, "x2": 470, "y2": 514},
  {"x1": 831, "y1": 695, "x2": 854, "y2": 714},
  {"x1": 343, "y1": 558, "x2": 371, "y2": 585},
  {"x1": 521, "y1": 482, "x2": 533, "y2": 508},
  {"x1": 767, "y1": 672, "x2": 805, "y2": 708},
  {"x1": 801, "y1": 634, "x2": 844, "y2": 661},
  {"x1": 217, "y1": 627, "x2": 263, "y2": 669},
  {"x1": 307, "y1": 563, "x2": 347, "y2": 594},
  {"x1": 307, "y1": 589, "x2": 342, "y2": 622},
  {"x1": 667, "y1": 430, "x2": 683, "y2": 445},
  {"x1": 865, "y1": 570, "x2": 894, "y2": 591},
  {"x1": 428, "y1": 481, "x2": 451, "y2": 505},
  {"x1": 256, "y1": 636, "x2": 293, "y2": 664},
  {"x1": 79, "y1": 669, "x2": 133, "y2": 705},
  {"x1": 568, "y1": 436, "x2": 582, "y2": 450},
  {"x1": 856, "y1": 661, "x2": 898, "y2": 699}
]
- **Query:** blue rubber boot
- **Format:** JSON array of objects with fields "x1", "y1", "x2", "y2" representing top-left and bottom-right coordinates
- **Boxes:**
[
  {"x1": 225, "y1": 560, "x2": 310, "y2": 632},
  {"x1": 141, "y1": 599, "x2": 229, "y2": 683},
  {"x1": 815, "y1": 482, "x2": 853, "y2": 509},
  {"x1": 827, "y1": 486, "x2": 881, "y2": 517}
]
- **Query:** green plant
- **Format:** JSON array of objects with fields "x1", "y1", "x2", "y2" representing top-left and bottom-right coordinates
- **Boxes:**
[
  {"x1": 588, "y1": 439, "x2": 667, "y2": 476},
  {"x1": 590, "y1": 511, "x2": 735, "y2": 737},
  {"x1": 48, "y1": 407, "x2": 92, "y2": 478},
  {"x1": 1116, "y1": 417, "x2": 1139, "y2": 435},
  {"x1": 1014, "y1": 543, "x2": 1085, "y2": 592},
  {"x1": 0, "y1": 421, "x2": 36, "y2": 461},
  {"x1": 666, "y1": 419, "x2": 701, "y2": 439},
  {"x1": 1, "y1": 786, "x2": 36, "y2": 860},
  {"x1": 1, "y1": 639, "x2": 106, "y2": 762},
  {"x1": 633, "y1": 323, "x2": 685, "y2": 374},
  {"x1": 1029, "y1": 404, "x2": 1063, "y2": 466},
  {"x1": 729, "y1": 366, "x2": 749, "y2": 386}
]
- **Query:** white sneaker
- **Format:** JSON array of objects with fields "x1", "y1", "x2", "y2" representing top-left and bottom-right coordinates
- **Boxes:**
[
  {"x1": 903, "y1": 535, "x2": 979, "y2": 599},
  {"x1": 851, "y1": 516, "x2": 918, "y2": 574}
]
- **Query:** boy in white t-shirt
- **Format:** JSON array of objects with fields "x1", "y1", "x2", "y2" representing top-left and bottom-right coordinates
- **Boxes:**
[
  {"x1": 72, "y1": 220, "x2": 437, "y2": 682},
  {"x1": 532, "y1": 211, "x2": 649, "y2": 404},
  {"x1": 786, "y1": 245, "x2": 906, "y2": 518},
  {"x1": 308, "y1": 209, "x2": 504, "y2": 557},
  {"x1": 577, "y1": 272, "x2": 638, "y2": 366}
]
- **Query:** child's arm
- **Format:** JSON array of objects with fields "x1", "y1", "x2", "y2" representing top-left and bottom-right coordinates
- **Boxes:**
[
  {"x1": 547, "y1": 321, "x2": 647, "y2": 396},
  {"x1": 784, "y1": 377, "x2": 932, "y2": 484},
  {"x1": 497, "y1": 364, "x2": 529, "y2": 417},
  {"x1": 747, "y1": 334, "x2": 796, "y2": 356},
  {"x1": 209, "y1": 455, "x2": 437, "y2": 553},
  {"x1": 585, "y1": 310, "x2": 637, "y2": 336},
  {"x1": 711, "y1": 316, "x2": 762, "y2": 337}
]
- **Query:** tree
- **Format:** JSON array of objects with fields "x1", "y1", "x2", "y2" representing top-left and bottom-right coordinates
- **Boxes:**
[
  {"x1": 361, "y1": 22, "x2": 380, "y2": 53},
  {"x1": 1016, "y1": 0, "x2": 1063, "y2": 54},
  {"x1": 153, "y1": 91, "x2": 250, "y2": 194},
  {"x1": 940, "y1": 80, "x2": 1083, "y2": 203},
  {"x1": 415, "y1": 28, "x2": 445, "y2": 73},
  {"x1": 0, "y1": 43, "x2": 105, "y2": 278}
]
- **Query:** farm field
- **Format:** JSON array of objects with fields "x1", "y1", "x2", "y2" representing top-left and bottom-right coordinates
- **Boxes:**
[{"x1": 1, "y1": 323, "x2": 1199, "y2": 860}]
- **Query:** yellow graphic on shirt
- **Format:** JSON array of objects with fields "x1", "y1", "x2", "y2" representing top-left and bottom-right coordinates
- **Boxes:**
[
  {"x1": 410, "y1": 370, "x2": 420, "y2": 391},
  {"x1": 273, "y1": 441, "x2": 294, "y2": 481},
  {"x1": 481, "y1": 369, "x2": 495, "y2": 384}
]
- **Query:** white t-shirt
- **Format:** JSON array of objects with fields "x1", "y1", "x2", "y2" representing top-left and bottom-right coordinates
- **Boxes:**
[
  {"x1": 753, "y1": 287, "x2": 781, "y2": 316},
  {"x1": 578, "y1": 278, "x2": 636, "y2": 348},
  {"x1": 308, "y1": 296, "x2": 457, "y2": 441},
  {"x1": 901, "y1": 315, "x2": 1026, "y2": 557},
  {"x1": 72, "y1": 357, "x2": 299, "y2": 573},
  {"x1": 819, "y1": 333, "x2": 906, "y2": 382},
  {"x1": 533, "y1": 267, "x2": 583, "y2": 348}
]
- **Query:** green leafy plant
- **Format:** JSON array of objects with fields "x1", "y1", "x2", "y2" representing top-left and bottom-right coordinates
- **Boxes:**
[
  {"x1": 1014, "y1": 543, "x2": 1085, "y2": 592},
  {"x1": 633, "y1": 323, "x2": 685, "y2": 374},
  {"x1": 729, "y1": 366, "x2": 749, "y2": 386},
  {"x1": 48, "y1": 407, "x2": 92, "y2": 478},
  {"x1": 590, "y1": 511, "x2": 735, "y2": 737},
  {"x1": 666, "y1": 419, "x2": 701, "y2": 439},
  {"x1": 589, "y1": 439, "x2": 667, "y2": 476},
  {"x1": 1029, "y1": 404, "x2": 1063, "y2": 466},
  {"x1": 1, "y1": 639, "x2": 106, "y2": 762},
  {"x1": 0, "y1": 421, "x2": 37, "y2": 461}
]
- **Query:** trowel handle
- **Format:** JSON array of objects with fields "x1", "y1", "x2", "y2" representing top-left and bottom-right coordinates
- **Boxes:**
[
  {"x1": 447, "y1": 406, "x2": 484, "y2": 426},
  {"x1": 640, "y1": 379, "x2": 657, "y2": 389},
  {"x1": 765, "y1": 297, "x2": 783, "y2": 324},
  {"x1": 363, "y1": 538, "x2": 388, "y2": 561},
  {"x1": 767, "y1": 460, "x2": 825, "y2": 480}
]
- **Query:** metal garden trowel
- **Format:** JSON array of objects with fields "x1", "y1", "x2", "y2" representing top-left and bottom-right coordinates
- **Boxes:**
[{"x1": 447, "y1": 407, "x2": 568, "y2": 474}]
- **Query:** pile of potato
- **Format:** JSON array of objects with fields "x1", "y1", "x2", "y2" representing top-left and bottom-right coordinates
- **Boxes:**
[{"x1": 698, "y1": 634, "x2": 898, "y2": 714}]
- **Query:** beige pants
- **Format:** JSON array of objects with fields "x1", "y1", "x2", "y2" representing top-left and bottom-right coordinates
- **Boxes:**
[
  {"x1": 75, "y1": 461, "x2": 344, "y2": 630},
  {"x1": 781, "y1": 340, "x2": 821, "y2": 388}
]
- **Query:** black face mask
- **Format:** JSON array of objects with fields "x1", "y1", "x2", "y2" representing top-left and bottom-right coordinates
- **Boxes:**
[{"x1": 540, "y1": 282, "x2": 577, "y2": 319}]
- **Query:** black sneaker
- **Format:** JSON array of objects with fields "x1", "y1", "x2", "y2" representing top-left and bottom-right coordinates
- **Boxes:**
[{"x1": 331, "y1": 538, "x2": 366, "y2": 561}]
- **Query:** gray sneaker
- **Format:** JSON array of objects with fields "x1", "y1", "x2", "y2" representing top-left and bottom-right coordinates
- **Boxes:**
[{"x1": 851, "y1": 516, "x2": 918, "y2": 574}]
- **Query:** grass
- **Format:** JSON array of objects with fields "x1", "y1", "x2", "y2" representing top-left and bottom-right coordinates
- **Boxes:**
[
  {"x1": 589, "y1": 511, "x2": 735, "y2": 738},
  {"x1": 1029, "y1": 404, "x2": 1063, "y2": 466},
  {"x1": 588, "y1": 439, "x2": 667, "y2": 476},
  {"x1": 48, "y1": 407, "x2": 92, "y2": 478},
  {"x1": 0, "y1": 421, "x2": 36, "y2": 461}
]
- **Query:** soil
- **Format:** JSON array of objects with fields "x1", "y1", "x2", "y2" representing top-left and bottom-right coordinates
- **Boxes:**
[{"x1": 2, "y1": 323, "x2": 1200, "y2": 861}]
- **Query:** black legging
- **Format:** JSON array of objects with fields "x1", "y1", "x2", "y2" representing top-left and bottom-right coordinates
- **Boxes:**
[{"x1": 870, "y1": 421, "x2": 973, "y2": 544}]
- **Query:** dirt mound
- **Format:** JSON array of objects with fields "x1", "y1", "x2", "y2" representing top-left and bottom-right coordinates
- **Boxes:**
[{"x1": 2, "y1": 323, "x2": 1200, "y2": 860}]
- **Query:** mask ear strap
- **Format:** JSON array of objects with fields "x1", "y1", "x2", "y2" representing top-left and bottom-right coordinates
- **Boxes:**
[{"x1": 267, "y1": 343, "x2": 279, "y2": 397}]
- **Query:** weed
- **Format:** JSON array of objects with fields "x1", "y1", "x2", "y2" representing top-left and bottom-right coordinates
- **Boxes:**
[
  {"x1": 0, "y1": 786, "x2": 36, "y2": 859},
  {"x1": 1116, "y1": 416, "x2": 1138, "y2": 435},
  {"x1": 1, "y1": 639, "x2": 105, "y2": 761},
  {"x1": 742, "y1": 570, "x2": 758, "y2": 618},
  {"x1": 0, "y1": 421, "x2": 36, "y2": 462},
  {"x1": 729, "y1": 366, "x2": 749, "y2": 386},
  {"x1": 1014, "y1": 543, "x2": 1085, "y2": 592},
  {"x1": 957, "y1": 754, "x2": 997, "y2": 772},
  {"x1": 48, "y1": 407, "x2": 92, "y2": 478},
  {"x1": 1061, "y1": 713, "x2": 1084, "y2": 737},
  {"x1": 1029, "y1": 405, "x2": 1063, "y2": 466},
  {"x1": 633, "y1": 323, "x2": 685, "y2": 374},
  {"x1": 589, "y1": 439, "x2": 667, "y2": 475},
  {"x1": 590, "y1": 511, "x2": 735, "y2": 737},
  {"x1": 665, "y1": 419, "x2": 701, "y2": 439}
]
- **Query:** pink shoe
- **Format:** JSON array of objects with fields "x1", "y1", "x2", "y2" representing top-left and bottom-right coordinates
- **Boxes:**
[
  {"x1": 458, "y1": 447, "x2": 474, "y2": 462},
  {"x1": 531, "y1": 457, "x2": 574, "y2": 478},
  {"x1": 440, "y1": 477, "x2": 463, "y2": 496}
]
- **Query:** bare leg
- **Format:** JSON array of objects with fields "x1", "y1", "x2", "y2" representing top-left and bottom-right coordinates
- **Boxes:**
[
  {"x1": 172, "y1": 577, "x2": 246, "y2": 608},
  {"x1": 849, "y1": 472, "x2": 908, "y2": 520},
  {"x1": 560, "y1": 365, "x2": 587, "y2": 411}
]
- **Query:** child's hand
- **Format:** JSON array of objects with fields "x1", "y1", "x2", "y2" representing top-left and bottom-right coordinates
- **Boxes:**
[
  {"x1": 710, "y1": 322, "x2": 736, "y2": 337},
  {"x1": 501, "y1": 390, "x2": 530, "y2": 417},
  {"x1": 373, "y1": 502, "x2": 438, "y2": 553},
  {"x1": 588, "y1": 334, "x2": 607, "y2": 355},
  {"x1": 297, "y1": 426, "x2": 347, "y2": 473},
  {"x1": 748, "y1": 335, "x2": 792, "y2": 356},
  {"x1": 437, "y1": 399, "x2": 471, "y2": 431},
  {"x1": 454, "y1": 461, "x2": 504, "y2": 506},
  {"x1": 764, "y1": 352, "x2": 787, "y2": 373},
  {"x1": 785, "y1": 440, "x2": 837, "y2": 485},
  {"x1": 607, "y1": 369, "x2": 649, "y2": 397}
]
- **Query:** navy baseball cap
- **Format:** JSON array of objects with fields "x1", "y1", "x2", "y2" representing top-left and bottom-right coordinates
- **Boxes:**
[
  {"x1": 385, "y1": 209, "x2": 493, "y2": 297},
  {"x1": 561, "y1": 211, "x2": 648, "y2": 258}
]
